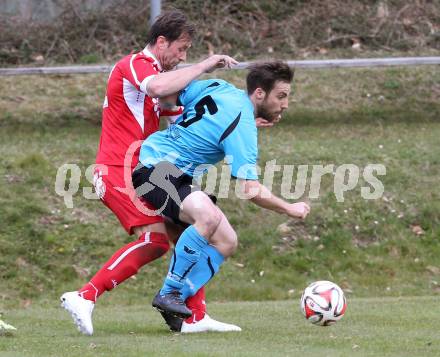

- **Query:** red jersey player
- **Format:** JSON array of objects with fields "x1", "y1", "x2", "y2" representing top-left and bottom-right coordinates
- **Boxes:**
[{"x1": 60, "y1": 10, "x2": 240, "y2": 335}]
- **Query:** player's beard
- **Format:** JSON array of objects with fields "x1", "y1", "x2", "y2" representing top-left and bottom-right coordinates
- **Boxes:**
[
  {"x1": 256, "y1": 101, "x2": 280, "y2": 122},
  {"x1": 161, "y1": 54, "x2": 177, "y2": 71}
]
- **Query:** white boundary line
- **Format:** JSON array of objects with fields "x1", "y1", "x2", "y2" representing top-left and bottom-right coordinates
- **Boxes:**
[{"x1": 0, "y1": 57, "x2": 439, "y2": 76}]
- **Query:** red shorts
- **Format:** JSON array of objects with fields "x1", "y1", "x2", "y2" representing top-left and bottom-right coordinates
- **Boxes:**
[{"x1": 94, "y1": 165, "x2": 164, "y2": 235}]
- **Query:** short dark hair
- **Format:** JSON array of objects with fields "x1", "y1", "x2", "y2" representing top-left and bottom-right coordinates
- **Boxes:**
[
  {"x1": 147, "y1": 10, "x2": 196, "y2": 45},
  {"x1": 246, "y1": 61, "x2": 294, "y2": 94}
]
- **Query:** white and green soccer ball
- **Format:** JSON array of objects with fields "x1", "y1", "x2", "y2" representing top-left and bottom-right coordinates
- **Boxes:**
[{"x1": 300, "y1": 280, "x2": 347, "y2": 326}]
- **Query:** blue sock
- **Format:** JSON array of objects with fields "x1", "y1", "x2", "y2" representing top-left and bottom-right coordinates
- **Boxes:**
[
  {"x1": 180, "y1": 244, "x2": 225, "y2": 300},
  {"x1": 160, "y1": 225, "x2": 208, "y2": 295}
]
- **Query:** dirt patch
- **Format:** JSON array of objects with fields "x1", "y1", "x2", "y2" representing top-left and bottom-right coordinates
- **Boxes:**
[{"x1": 273, "y1": 220, "x2": 316, "y2": 253}]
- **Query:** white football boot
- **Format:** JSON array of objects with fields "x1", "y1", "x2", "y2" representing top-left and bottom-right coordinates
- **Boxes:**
[
  {"x1": 180, "y1": 314, "x2": 242, "y2": 333},
  {"x1": 0, "y1": 319, "x2": 17, "y2": 334},
  {"x1": 60, "y1": 291, "x2": 94, "y2": 335}
]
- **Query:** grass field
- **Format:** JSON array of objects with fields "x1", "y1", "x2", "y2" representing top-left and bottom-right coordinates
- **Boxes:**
[
  {"x1": 1, "y1": 297, "x2": 440, "y2": 357},
  {"x1": 1, "y1": 65, "x2": 439, "y2": 305},
  {"x1": 0, "y1": 64, "x2": 439, "y2": 355}
]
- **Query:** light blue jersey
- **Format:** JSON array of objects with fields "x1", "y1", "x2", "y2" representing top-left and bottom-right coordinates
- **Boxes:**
[{"x1": 139, "y1": 79, "x2": 258, "y2": 180}]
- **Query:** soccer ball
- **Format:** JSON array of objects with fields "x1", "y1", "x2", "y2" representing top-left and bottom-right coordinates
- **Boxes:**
[{"x1": 300, "y1": 280, "x2": 347, "y2": 326}]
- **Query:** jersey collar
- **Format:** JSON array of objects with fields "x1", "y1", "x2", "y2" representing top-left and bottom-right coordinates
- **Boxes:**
[{"x1": 142, "y1": 47, "x2": 163, "y2": 72}]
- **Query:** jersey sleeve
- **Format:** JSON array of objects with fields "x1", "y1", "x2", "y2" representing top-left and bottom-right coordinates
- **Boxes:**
[
  {"x1": 159, "y1": 106, "x2": 184, "y2": 124},
  {"x1": 125, "y1": 54, "x2": 158, "y2": 93},
  {"x1": 159, "y1": 106, "x2": 184, "y2": 117},
  {"x1": 177, "y1": 80, "x2": 218, "y2": 107},
  {"x1": 220, "y1": 113, "x2": 259, "y2": 180}
]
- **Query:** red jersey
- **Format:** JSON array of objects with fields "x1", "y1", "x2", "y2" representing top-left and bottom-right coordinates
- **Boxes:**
[{"x1": 96, "y1": 48, "x2": 179, "y2": 168}]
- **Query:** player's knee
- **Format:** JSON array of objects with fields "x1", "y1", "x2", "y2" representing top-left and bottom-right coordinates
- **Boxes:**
[
  {"x1": 225, "y1": 231, "x2": 238, "y2": 256},
  {"x1": 196, "y1": 208, "x2": 222, "y2": 237},
  {"x1": 216, "y1": 230, "x2": 238, "y2": 258}
]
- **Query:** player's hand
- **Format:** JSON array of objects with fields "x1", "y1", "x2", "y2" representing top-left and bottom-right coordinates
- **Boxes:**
[
  {"x1": 285, "y1": 202, "x2": 310, "y2": 219},
  {"x1": 202, "y1": 55, "x2": 238, "y2": 73},
  {"x1": 256, "y1": 113, "x2": 283, "y2": 128},
  {"x1": 255, "y1": 117, "x2": 274, "y2": 128}
]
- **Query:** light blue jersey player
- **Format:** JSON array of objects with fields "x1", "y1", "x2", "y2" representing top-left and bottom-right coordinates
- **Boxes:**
[
  {"x1": 139, "y1": 78, "x2": 258, "y2": 181},
  {"x1": 132, "y1": 62, "x2": 311, "y2": 322}
]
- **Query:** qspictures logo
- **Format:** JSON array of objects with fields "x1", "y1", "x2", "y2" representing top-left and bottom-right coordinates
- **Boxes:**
[{"x1": 55, "y1": 150, "x2": 385, "y2": 212}]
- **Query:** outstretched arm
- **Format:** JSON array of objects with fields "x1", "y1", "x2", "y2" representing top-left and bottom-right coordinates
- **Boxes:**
[
  {"x1": 238, "y1": 179, "x2": 310, "y2": 219},
  {"x1": 147, "y1": 54, "x2": 238, "y2": 98}
]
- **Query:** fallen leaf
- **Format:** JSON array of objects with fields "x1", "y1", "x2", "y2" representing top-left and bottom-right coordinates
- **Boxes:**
[
  {"x1": 426, "y1": 266, "x2": 440, "y2": 275},
  {"x1": 277, "y1": 222, "x2": 292, "y2": 235},
  {"x1": 16, "y1": 257, "x2": 29, "y2": 268},
  {"x1": 411, "y1": 225, "x2": 425, "y2": 236},
  {"x1": 72, "y1": 265, "x2": 91, "y2": 278},
  {"x1": 21, "y1": 299, "x2": 32, "y2": 308},
  {"x1": 4, "y1": 174, "x2": 23, "y2": 183}
]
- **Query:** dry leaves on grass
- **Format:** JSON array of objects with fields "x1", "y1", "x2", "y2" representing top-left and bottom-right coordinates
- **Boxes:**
[{"x1": 410, "y1": 224, "x2": 425, "y2": 236}]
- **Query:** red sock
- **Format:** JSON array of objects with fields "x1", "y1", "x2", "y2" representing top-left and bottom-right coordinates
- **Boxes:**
[
  {"x1": 185, "y1": 287, "x2": 206, "y2": 323},
  {"x1": 78, "y1": 232, "x2": 169, "y2": 302}
]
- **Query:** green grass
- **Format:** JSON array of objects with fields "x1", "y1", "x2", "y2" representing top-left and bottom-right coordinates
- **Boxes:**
[
  {"x1": 0, "y1": 65, "x2": 439, "y2": 309},
  {"x1": 1, "y1": 297, "x2": 440, "y2": 357}
]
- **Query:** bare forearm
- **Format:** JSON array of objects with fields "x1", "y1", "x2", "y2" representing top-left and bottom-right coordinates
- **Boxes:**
[
  {"x1": 147, "y1": 63, "x2": 205, "y2": 98},
  {"x1": 249, "y1": 184, "x2": 289, "y2": 214},
  {"x1": 240, "y1": 179, "x2": 288, "y2": 214},
  {"x1": 147, "y1": 54, "x2": 238, "y2": 98},
  {"x1": 241, "y1": 179, "x2": 310, "y2": 219}
]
